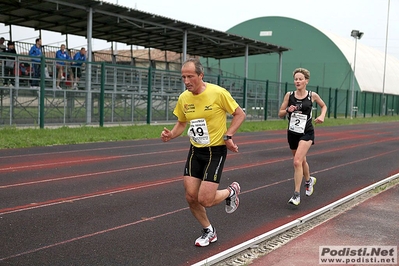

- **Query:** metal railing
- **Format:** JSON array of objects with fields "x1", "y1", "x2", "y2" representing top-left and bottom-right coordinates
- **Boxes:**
[{"x1": 0, "y1": 53, "x2": 398, "y2": 128}]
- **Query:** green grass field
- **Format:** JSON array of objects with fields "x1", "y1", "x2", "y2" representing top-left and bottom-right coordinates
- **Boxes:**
[{"x1": 0, "y1": 116, "x2": 398, "y2": 149}]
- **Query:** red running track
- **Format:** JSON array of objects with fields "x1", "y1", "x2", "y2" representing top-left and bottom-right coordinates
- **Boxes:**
[{"x1": 0, "y1": 122, "x2": 399, "y2": 265}]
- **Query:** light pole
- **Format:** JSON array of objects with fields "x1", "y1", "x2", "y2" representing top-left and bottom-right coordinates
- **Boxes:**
[
  {"x1": 350, "y1": 30, "x2": 364, "y2": 119},
  {"x1": 382, "y1": 0, "x2": 391, "y2": 115}
]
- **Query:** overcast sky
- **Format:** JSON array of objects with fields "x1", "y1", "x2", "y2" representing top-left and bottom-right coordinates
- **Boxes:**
[{"x1": 1, "y1": 0, "x2": 398, "y2": 59}]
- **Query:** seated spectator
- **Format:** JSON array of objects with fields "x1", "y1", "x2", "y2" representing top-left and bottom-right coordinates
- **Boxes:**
[
  {"x1": 55, "y1": 44, "x2": 72, "y2": 89},
  {"x1": 71, "y1": 47, "x2": 86, "y2": 90},
  {"x1": 20, "y1": 63, "x2": 28, "y2": 75}
]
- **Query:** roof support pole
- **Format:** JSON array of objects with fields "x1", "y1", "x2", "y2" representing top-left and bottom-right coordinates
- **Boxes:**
[
  {"x1": 182, "y1": 30, "x2": 187, "y2": 62},
  {"x1": 243, "y1": 45, "x2": 249, "y2": 110},
  {"x1": 130, "y1": 45, "x2": 136, "y2": 66},
  {"x1": 164, "y1": 50, "x2": 169, "y2": 70},
  {"x1": 9, "y1": 25, "x2": 12, "y2": 41},
  {"x1": 278, "y1": 52, "x2": 283, "y2": 107},
  {"x1": 148, "y1": 47, "x2": 151, "y2": 61},
  {"x1": 86, "y1": 7, "x2": 93, "y2": 124},
  {"x1": 244, "y1": 45, "x2": 249, "y2": 79},
  {"x1": 181, "y1": 30, "x2": 188, "y2": 91}
]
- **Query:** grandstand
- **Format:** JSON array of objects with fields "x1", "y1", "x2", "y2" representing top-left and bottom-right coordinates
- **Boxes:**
[
  {"x1": 0, "y1": 1, "x2": 398, "y2": 128},
  {"x1": 11, "y1": 40, "x2": 184, "y2": 69},
  {"x1": 0, "y1": 0, "x2": 291, "y2": 128},
  {"x1": 1, "y1": 38, "x2": 276, "y2": 127}
]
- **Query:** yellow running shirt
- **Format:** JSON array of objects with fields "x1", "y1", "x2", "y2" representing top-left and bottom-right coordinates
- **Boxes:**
[{"x1": 173, "y1": 83, "x2": 239, "y2": 148}]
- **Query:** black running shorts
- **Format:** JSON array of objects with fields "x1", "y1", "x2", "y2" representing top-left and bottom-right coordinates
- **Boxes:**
[
  {"x1": 183, "y1": 145, "x2": 227, "y2": 183},
  {"x1": 287, "y1": 130, "x2": 315, "y2": 150}
]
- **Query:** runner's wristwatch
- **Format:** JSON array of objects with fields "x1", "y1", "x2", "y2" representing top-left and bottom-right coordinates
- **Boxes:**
[{"x1": 223, "y1": 135, "x2": 232, "y2": 141}]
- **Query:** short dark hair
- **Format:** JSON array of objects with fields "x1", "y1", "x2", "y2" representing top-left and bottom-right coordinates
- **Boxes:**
[{"x1": 35, "y1": 38, "x2": 41, "y2": 44}]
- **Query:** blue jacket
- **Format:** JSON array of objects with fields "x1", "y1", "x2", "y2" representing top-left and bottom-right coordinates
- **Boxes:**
[
  {"x1": 72, "y1": 51, "x2": 86, "y2": 66},
  {"x1": 56, "y1": 50, "x2": 71, "y2": 65},
  {"x1": 29, "y1": 45, "x2": 42, "y2": 62}
]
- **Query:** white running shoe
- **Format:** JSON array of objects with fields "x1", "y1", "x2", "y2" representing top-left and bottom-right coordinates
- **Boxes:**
[
  {"x1": 56, "y1": 86, "x2": 62, "y2": 90},
  {"x1": 305, "y1": 176, "x2": 317, "y2": 196},
  {"x1": 288, "y1": 193, "x2": 300, "y2": 206},
  {"x1": 195, "y1": 227, "x2": 217, "y2": 247},
  {"x1": 225, "y1": 182, "x2": 240, "y2": 214}
]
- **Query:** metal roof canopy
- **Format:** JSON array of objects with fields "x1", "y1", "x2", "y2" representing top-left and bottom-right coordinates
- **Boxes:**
[{"x1": 0, "y1": 0, "x2": 290, "y2": 60}]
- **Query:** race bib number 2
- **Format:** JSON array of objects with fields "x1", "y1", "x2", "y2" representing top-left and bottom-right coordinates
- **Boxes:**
[
  {"x1": 188, "y1": 118, "x2": 210, "y2": 144},
  {"x1": 289, "y1": 113, "x2": 307, "y2": 134}
]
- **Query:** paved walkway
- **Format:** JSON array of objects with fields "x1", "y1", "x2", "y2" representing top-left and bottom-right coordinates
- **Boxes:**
[{"x1": 250, "y1": 182, "x2": 399, "y2": 266}]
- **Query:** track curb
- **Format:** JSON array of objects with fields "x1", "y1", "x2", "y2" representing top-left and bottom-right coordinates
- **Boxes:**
[{"x1": 192, "y1": 173, "x2": 399, "y2": 266}]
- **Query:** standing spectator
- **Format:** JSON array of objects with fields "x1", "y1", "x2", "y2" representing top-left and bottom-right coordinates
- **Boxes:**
[
  {"x1": 161, "y1": 58, "x2": 246, "y2": 247},
  {"x1": 278, "y1": 67, "x2": 327, "y2": 206},
  {"x1": 71, "y1": 47, "x2": 86, "y2": 89},
  {"x1": 0, "y1": 37, "x2": 6, "y2": 52},
  {"x1": 55, "y1": 44, "x2": 72, "y2": 90},
  {"x1": 28, "y1": 38, "x2": 42, "y2": 88},
  {"x1": 4, "y1": 41, "x2": 17, "y2": 87},
  {"x1": 0, "y1": 37, "x2": 7, "y2": 85}
]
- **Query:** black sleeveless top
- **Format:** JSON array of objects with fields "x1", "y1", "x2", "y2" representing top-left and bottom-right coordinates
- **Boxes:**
[{"x1": 287, "y1": 91, "x2": 314, "y2": 134}]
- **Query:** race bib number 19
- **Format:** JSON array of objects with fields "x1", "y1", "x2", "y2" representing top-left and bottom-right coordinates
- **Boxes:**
[
  {"x1": 289, "y1": 113, "x2": 307, "y2": 134},
  {"x1": 188, "y1": 118, "x2": 210, "y2": 144}
]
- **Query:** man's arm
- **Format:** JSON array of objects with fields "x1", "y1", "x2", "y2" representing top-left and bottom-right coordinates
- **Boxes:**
[
  {"x1": 224, "y1": 106, "x2": 246, "y2": 153},
  {"x1": 225, "y1": 107, "x2": 246, "y2": 136},
  {"x1": 161, "y1": 121, "x2": 187, "y2": 142},
  {"x1": 28, "y1": 46, "x2": 35, "y2": 56}
]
